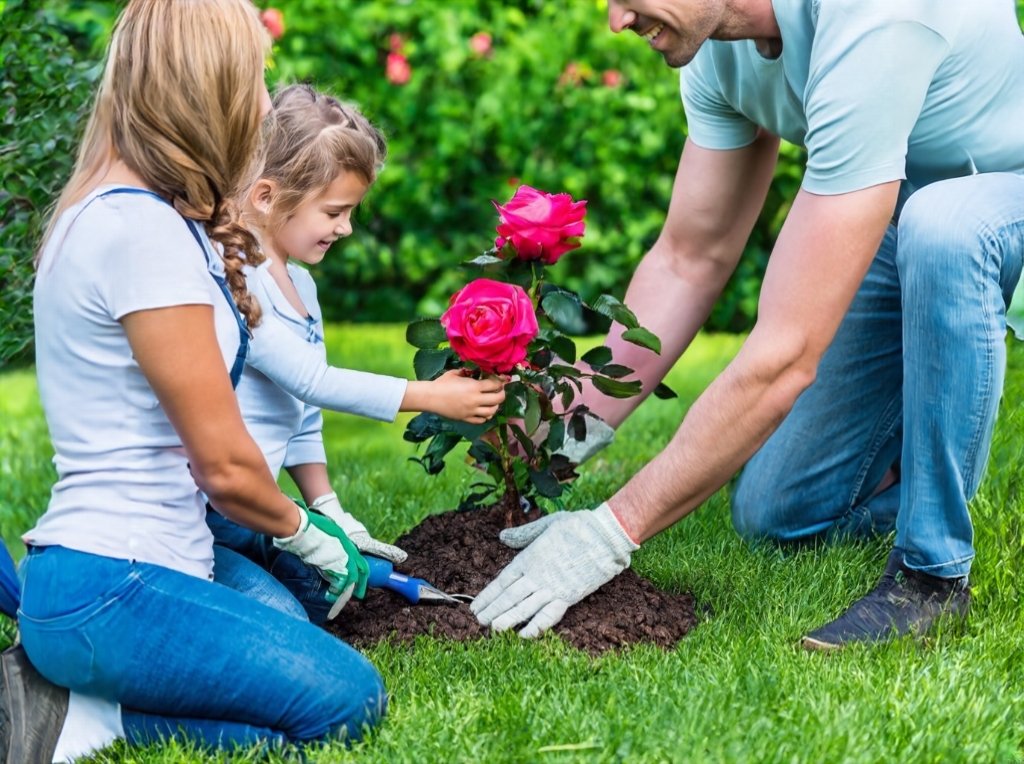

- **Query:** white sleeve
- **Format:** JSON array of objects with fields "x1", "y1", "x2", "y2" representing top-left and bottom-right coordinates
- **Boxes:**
[
  {"x1": 97, "y1": 197, "x2": 214, "y2": 319},
  {"x1": 283, "y1": 403, "x2": 327, "y2": 467},
  {"x1": 246, "y1": 311, "x2": 408, "y2": 422}
]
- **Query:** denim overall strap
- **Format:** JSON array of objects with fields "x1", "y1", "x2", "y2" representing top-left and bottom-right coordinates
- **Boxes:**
[{"x1": 92, "y1": 188, "x2": 250, "y2": 388}]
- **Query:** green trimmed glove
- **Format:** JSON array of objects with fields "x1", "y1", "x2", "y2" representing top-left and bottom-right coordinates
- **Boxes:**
[{"x1": 272, "y1": 505, "x2": 370, "y2": 609}]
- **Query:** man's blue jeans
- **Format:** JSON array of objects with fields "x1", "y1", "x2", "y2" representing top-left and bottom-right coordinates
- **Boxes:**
[
  {"x1": 732, "y1": 173, "x2": 1024, "y2": 579},
  {"x1": 17, "y1": 544, "x2": 385, "y2": 750},
  {"x1": 206, "y1": 508, "x2": 333, "y2": 626}
]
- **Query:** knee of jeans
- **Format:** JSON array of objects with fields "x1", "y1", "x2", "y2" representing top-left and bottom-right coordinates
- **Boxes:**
[
  {"x1": 318, "y1": 661, "x2": 387, "y2": 744},
  {"x1": 897, "y1": 179, "x2": 992, "y2": 278},
  {"x1": 731, "y1": 479, "x2": 789, "y2": 543}
]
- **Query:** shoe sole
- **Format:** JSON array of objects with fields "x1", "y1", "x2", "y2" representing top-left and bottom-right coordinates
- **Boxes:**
[{"x1": 800, "y1": 635, "x2": 844, "y2": 652}]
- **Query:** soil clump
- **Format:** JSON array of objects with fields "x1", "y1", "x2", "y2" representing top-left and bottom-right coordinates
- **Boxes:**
[{"x1": 328, "y1": 503, "x2": 699, "y2": 655}]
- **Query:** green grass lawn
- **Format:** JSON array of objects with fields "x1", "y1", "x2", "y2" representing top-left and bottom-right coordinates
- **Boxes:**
[{"x1": 2, "y1": 325, "x2": 1022, "y2": 763}]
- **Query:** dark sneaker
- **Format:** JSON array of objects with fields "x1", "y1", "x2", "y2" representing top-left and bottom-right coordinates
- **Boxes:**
[
  {"x1": 802, "y1": 549, "x2": 971, "y2": 650},
  {"x1": 0, "y1": 644, "x2": 69, "y2": 763}
]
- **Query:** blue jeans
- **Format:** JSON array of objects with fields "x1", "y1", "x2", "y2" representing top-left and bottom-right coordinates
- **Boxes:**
[
  {"x1": 733, "y1": 173, "x2": 1024, "y2": 578},
  {"x1": 206, "y1": 508, "x2": 333, "y2": 626},
  {"x1": 17, "y1": 545, "x2": 385, "y2": 751}
]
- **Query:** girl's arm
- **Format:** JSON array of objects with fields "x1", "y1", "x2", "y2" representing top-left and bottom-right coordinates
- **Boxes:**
[
  {"x1": 286, "y1": 462, "x2": 333, "y2": 505},
  {"x1": 247, "y1": 311, "x2": 407, "y2": 421},
  {"x1": 248, "y1": 311, "x2": 505, "y2": 424},
  {"x1": 123, "y1": 304, "x2": 302, "y2": 537}
]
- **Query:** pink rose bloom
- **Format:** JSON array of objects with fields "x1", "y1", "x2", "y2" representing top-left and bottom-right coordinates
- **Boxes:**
[
  {"x1": 470, "y1": 32, "x2": 492, "y2": 56},
  {"x1": 493, "y1": 185, "x2": 587, "y2": 265},
  {"x1": 386, "y1": 52, "x2": 411, "y2": 85},
  {"x1": 441, "y1": 279, "x2": 539, "y2": 374}
]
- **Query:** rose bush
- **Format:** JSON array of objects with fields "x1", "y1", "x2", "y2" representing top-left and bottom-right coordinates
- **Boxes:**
[
  {"x1": 494, "y1": 186, "x2": 587, "y2": 265},
  {"x1": 441, "y1": 279, "x2": 538, "y2": 374},
  {"x1": 406, "y1": 186, "x2": 673, "y2": 518}
]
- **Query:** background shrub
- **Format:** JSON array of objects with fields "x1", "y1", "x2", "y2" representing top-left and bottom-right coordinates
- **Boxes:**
[{"x1": 3, "y1": 1, "x2": 1022, "y2": 365}]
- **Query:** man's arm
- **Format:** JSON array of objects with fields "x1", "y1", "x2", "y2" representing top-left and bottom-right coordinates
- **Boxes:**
[
  {"x1": 581, "y1": 130, "x2": 780, "y2": 428},
  {"x1": 611, "y1": 182, "x2": 899, "y2": 541}
]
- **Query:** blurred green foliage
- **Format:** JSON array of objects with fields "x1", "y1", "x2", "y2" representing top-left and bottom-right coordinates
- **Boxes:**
[
  {"x1": 0, "y1": 0, "x2": 111, "y2": 366},
  {"x1": 3, "y1": 0, "x2": 1023, "y2": 365}
]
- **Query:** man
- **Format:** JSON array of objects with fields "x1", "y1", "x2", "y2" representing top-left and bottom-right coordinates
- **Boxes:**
[{"x1": 472, "y1": 0, "x2": 1024, "y2": 649}]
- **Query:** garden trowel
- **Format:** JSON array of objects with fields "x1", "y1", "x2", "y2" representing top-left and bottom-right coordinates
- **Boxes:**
[{"x1": 327, "y1": 555, "x2": 473, "y2": 619}]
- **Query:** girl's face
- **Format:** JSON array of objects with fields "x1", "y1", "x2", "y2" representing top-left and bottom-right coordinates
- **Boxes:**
[{"x1": 270, "y1": 171, "x2": 370, "y2": 266}]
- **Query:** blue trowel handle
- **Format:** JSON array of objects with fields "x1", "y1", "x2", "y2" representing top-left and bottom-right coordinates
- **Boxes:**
[{"x1": 365, "y1": 555, "x2": 427, "y2": 604}]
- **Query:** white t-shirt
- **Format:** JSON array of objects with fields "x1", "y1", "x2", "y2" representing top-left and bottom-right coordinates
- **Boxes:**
[
  {"x1": 239, "y1": 260, "x2": 407, "y2": 479},
  {"x1": 27, "y1": 187, "x2": 243, "y2": 579}
]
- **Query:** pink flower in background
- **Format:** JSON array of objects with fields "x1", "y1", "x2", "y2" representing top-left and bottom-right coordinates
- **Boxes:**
[
  {"x1": 470, "y1": 32, "x2": 493, "y2": 56},
  {"x1": 441, "y1": 279, "x2": 539, "y2": 374},
  {"x1": 494, "y1": 185, "x2": 587, "y2": 265},
  {"x1": 602, "y1": 69, "x2": 623, "y2": 88},
  {"x1": 389, "y1": 33, "x2": 405, "y2": 53},
  {"x1": 260, "y1": 7, "x2": 285, "y2": 40},
  {"x1": 386, "y1": 53, "x2": 411, "y2": 85},
  {"x1": 558, "y1": 61, "x2": 584, "y2": 87}
]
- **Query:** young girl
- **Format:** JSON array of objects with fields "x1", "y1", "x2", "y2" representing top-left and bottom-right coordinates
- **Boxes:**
[
  {"x1": 206, "y1": 83, "x2": 506, "y2": 622},
  {"x1": 13, "y1": 1, "x2": 384, "y2": 757}
]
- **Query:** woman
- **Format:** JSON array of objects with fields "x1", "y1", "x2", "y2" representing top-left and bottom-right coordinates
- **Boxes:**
[{"x1": 10, "y1": 0, "x2": 384, "y2": 756}]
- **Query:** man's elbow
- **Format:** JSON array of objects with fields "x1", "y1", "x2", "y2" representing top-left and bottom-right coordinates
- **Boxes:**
[{"x1": 745, "y1": 325, "x2": 821, "y2": 414}]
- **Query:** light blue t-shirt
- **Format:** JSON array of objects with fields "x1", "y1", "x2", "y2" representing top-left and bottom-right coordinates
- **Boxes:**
[
  {"x1": 681, "y1": 0, "x2": 1024, "y2": 209},
  {"x1": 238, "y1": 261, "x2": 407, "y2": 479}
]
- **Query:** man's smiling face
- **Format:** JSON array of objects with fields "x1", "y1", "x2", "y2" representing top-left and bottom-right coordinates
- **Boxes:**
[{"x1": 607, "y1": 0, "x2": 724, "y2": 68}]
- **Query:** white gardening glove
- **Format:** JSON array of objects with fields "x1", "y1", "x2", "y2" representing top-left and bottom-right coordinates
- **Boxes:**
[
  {"x1": 554, "y1": 414, "x2": 615, "y2": 466},
  {"x1": 471, "y1": 503, "x2": 639, "y2": 638},
  {"x1": 272, "y1": 505, "x2": 367, "y2": 617},
  {"x1": 310, "y1": 492, "x2": 408, "y2": 564}
]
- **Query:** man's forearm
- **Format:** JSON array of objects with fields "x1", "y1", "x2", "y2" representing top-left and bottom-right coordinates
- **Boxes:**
[
  {"x1": 579, "y1": 245, "x2": 732, "y2": 427},
  {"x1": 609, "y1": 329, "x2": 813, "y2": 542}
]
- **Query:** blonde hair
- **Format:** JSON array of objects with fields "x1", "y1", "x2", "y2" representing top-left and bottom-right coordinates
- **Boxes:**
[
  {"x1": 40, "y1": 0, "x2": 270, "y2": 327},
  {"x1": 258, "y1": 84, "x2": 386, "y2": 234}
]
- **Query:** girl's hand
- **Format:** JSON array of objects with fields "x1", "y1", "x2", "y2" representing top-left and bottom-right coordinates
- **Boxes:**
[{"x1": 405, "y1": 369, "x2": 506, "y2": 423}]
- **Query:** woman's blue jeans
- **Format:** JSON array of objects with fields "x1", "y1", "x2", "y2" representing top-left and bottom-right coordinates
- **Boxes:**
[
  {"x1": 206, "y1": 508, "x2": 333, "y2": 626},
  {"x1": 732, "y1": 173, "x2": 1024, "y2": 578},
  {"x1": 17, "y1": 544, "x2": 385, "y2": 751}
]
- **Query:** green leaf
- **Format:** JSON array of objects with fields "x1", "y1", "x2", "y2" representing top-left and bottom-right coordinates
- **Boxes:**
[
  {"x1": 591, "y1": 376, "x2": 643, "y2": 399},
  {"x1": 548, "y1": 334, "x2": 577, "y2": 365},
  {"x1": 406, "y1": 318, "x2": 448, "y2": 349},
  {"x1": 598, "y1": 363, "x2": 634, "y2": 379},
  {"x1": 508, "y1": 422, "x2": 536, "y2": 459},
  {"x1": 547, "y1": 363, "x2": 582, "y2": 379},
  {"x1": 621, "y1": 326, "x2": 662, "y2": 355},
  {"x1": 545, "y1": 417, "x2": 566, "y2": 450},
  {"x1": 653, "y1": 383, "x2": 678, "y2": 400},
  {"x1": 580, "y1": 345, "x2": 612, "y2": 367},
  {"x1": 591, "y1": 294, "x2": 639, "y2": 329},
  {"x1": 403, "y1": 413, "x2": 445, "y2": 443},
  {"x1": 524, "y1": 388, "x2": 541, "y2": 435},
  {"x1": 529, "y1": 468, "x2": 564, "y2": 498},
  {"x1": 541, "y1": 291, "x2": 585, "y2": 334},
  {"x1": 413, "y1": 348, "x2": 452, "y2": 380}
]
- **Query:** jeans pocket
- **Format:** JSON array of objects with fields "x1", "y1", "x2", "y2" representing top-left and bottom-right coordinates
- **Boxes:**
[{"x1": 18, "y1": 550, "x2": 143, "y2": 690}]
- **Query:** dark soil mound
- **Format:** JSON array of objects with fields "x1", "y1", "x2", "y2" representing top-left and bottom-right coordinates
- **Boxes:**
[{"x1": 327, "y1": 504, "x2": 699, "y2": 655}]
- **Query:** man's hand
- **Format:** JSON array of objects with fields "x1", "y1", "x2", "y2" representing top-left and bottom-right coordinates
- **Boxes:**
[
  {"x1": 310, "y1": 492, "x2": 408, "y2": 564},
  {"x1": 471, "y1": 504, "x2": 639, "y2": 637},
  {"x1": 273, "y1": 506, "x2": 370, "y2": 614},
  {"x1": 404, "y1": 370, "x2": 506, "y2": 424}
]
